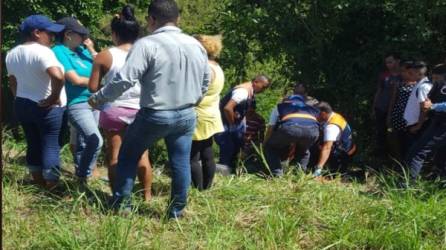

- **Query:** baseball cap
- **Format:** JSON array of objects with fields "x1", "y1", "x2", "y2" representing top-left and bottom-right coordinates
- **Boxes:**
[
  {"x1": 19, "y1": 15, "x2": 65, "y2": 33},
  {"x1": 56, "y1": 17, "x2": 90, "y2": 36}
]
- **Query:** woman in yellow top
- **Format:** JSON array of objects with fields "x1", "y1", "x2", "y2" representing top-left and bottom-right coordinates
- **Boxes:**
[{"x1": 191, "y1": 35, "x2": 225, "y2": 190}]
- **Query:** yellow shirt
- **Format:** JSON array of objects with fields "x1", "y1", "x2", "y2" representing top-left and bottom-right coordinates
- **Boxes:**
[{"x1": 193, "y1": 62, "x2": 225, "y2": 140}]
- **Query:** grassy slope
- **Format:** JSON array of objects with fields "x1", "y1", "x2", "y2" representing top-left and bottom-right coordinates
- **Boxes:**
[{"x1": 2, "y1": 141, "x2": 446, "y2": 249}]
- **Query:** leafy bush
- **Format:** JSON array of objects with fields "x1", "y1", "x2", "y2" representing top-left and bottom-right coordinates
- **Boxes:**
[{"x1": 2, "y1": 0, "x2": 446, "y2": 158}]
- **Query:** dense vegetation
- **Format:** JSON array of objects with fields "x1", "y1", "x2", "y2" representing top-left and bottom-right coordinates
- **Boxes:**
[
  {"x1": 2, "y1": 1, "x2": 446, "y2": 248},
  {"x1": 3, "y1": 1, "x2": 446, "y2": 157}
]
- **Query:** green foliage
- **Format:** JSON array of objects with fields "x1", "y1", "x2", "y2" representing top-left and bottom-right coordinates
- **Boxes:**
[
  {"x1": 3, "y1": 157, "x2": 446, "y2": 249},
  {"x1": 217, "y1": 0, "x2": 446, "y2": 156},
  {"x1": 2, "y1": 2, "x2": 446, "y2": 248},
  {"x1": 2, "y1": 0, "x2": 446, "y2": 155}
]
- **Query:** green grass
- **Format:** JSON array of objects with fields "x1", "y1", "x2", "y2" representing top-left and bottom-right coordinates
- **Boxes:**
[{"x1": 2, "y1": 138, "x2": 446, "y2": 249}]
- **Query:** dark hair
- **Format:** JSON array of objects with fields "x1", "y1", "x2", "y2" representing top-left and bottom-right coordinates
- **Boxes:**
[
  {"x1": 316, "y1": 101, "x2": 333, "y2": 113},
  {"x1": 111, "y1": 5, "x2": 140, "y2": 43},
  {"x1": 147, "y1": 0, "x2": 179, "y2": 25},
  {"x1": 401, "y1": 60, "x2": 415, "y2": 69},
  {"x1": 432, "y1": 64, "x2": 446, "y2": 76},
  {"x1": 20, "y1": 28, "x2": 40, "y2": 40},
  {"x1": 412, "y1": 60, "x2": 427, "y2": 69},
  {"x1": 385, "y1": 52, "x2": 401, "y2": 60},
  {"x1": 292, "y1": 82, "x2": 307, "y2": 95}
]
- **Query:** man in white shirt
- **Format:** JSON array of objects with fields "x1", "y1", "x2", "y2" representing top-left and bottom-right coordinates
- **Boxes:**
[
  {"x1": 313, "y1": 102, "x2": 356, "y2": 177},
  {"x1": 404, "y1": 61, "x2": 432, "y2": 136},
  {"x1": 6, "y1": 15, "x2": 65, "y2": 189},
  {"x1": 215, "y1": 75, "x2": 270, "y2": 174},
  {"x1": 406, "y1": 64, "x2": 446, "y2": 181}
]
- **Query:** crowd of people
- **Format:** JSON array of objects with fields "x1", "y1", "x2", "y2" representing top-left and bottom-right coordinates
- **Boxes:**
[
  {"x1": 5, "y1": 0, "x2": 446, "y2": 218},
  {"x1": 372, "y1": 54, "x2": 446, "y2": 181}
]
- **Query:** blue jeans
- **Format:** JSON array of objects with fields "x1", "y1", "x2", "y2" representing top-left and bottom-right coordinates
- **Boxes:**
[
  {"x1": 214, "y1": 122, "x2": 245, "y2": 170},
  {"x1": 265, "y1": 122, "x2": 319, "y2": 176},
  {"x1": 15, "y1": 97, "x2": 64, "y2": 181},
  {"x1": 406, "y1": 118, "x2": 446, "y2": 179},
  {"x1": 67, "y1": 102, "x2": 103, "y2": 178},
  {"x1": 112, "y1": 107, "x2": 196, "y2": 218}
]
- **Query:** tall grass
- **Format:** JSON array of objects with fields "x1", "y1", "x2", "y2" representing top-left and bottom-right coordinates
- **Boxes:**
[{"x1": 2, "y1": 136, "x2": 446, "y2": 249}]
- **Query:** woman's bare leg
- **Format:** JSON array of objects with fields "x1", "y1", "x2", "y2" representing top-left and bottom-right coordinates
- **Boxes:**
[
  {"x1": 104, "y1": 130, "x2": 123, "y2": 192},
  {"x1": 137, "y1": 150, "x2": 152, "y2": 202}
]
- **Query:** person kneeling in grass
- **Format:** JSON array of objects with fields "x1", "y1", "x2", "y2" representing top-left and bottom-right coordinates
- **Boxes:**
[
  {"x1": 264, "y1": 95, "x2": 320, "y2": 177},
  {"x1": 313, "y1": 102, "x2": 356, "y2": 177}
]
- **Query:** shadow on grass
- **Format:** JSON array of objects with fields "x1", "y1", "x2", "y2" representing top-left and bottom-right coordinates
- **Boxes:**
[
  {"x1": 3, "y1": 167, "x2": 110, "y2": 213},
  {"x1": 3, "y1": 164, "x2": 175, "y2": 218},
  {"x1": 147, "y1": 180, "x2": 171, "y2": 197}
]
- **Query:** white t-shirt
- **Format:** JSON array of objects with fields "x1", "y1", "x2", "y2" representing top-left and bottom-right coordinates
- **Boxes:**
[
  {"x1": 323, "y1": 113, "x2": 342, "y2": 142},
  {"x1": 5, "y1": 43, "x2": 67, "y2": 106},
  {"x1": 324, "y1": 124, "x2": 341, "y2": 142},
  {"x1": 404, "y1": 77, "x2": 432, "y2": 126},
  {"x1": 103, "y1": 47, "x2": 140, "y2": 109},
  {"x1": 231, "y1": 88, "x2": 249, "y2": 104}
]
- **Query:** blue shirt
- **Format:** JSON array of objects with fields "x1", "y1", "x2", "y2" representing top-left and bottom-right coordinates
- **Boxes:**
[
  {"x1": 432, "y1": 102, "x2": 446, "y2": 112},
  {"x1": 52, "y1": 44, "x2": 93, "y2": 106},
  {"x1": 93, "y1": 26, "x2": 210, "y2": 110}
]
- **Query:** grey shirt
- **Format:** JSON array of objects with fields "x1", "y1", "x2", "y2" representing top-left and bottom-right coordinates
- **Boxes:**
[{"x1": 94, "y1": 26, "x2": 210, "y2": 110}]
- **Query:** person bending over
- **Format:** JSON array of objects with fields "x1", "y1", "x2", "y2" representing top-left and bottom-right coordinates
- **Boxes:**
[{"x1": 313, "y1": 102, "x2": 356, "y2": 177}]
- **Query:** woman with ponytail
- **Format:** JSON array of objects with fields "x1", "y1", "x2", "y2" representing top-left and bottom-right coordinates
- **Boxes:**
[{"x1": 88, "y1": 5, "x2": 152, "y2": 201}]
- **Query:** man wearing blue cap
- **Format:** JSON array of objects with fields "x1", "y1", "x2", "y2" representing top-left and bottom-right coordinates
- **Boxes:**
[
  {"x1": 5, "y1": 15, "x2": 66, "y2": 189},
  {"x1": 264, "y1": 94, "x2": 320, "y2": 177},
  {"x1": 18, "y1": 15, "x2": 65, "y2": 45}
]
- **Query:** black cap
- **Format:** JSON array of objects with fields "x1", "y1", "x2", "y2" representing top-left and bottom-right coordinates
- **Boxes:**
[{"x1": 57, "y1": 17, "x2": 90, "y2": 36}]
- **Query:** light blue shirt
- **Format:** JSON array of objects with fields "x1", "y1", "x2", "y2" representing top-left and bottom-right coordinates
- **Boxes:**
[
  {"x1": 94, "y1": 26, "x2": 210, "y2": 110},
  {"x1": 52, "y1": 44, "x2": 93, "y2": 106},
  {"x1": 432, "y1": 102, "x2": 446, "y2": 112}
]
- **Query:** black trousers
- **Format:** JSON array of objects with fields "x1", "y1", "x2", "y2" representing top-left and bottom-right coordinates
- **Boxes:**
[
  {"x1": 328, "y1": 149, "x2": 351, "y2": 173},
  {"x1": 191, "y1": 137, "x2": 216, "y2": 190}
]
